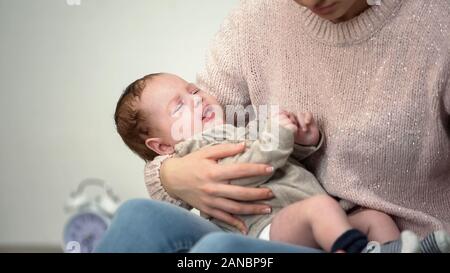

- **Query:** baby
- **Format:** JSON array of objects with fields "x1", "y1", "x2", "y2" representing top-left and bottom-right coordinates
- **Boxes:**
[{"x1": 114, "y1": 73, "x2": 449, "y2": 253}]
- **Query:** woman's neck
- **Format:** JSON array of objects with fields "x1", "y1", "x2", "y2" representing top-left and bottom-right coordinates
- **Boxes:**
[{"x1": 333, "y1": 0, "x2": 370, "y2": 23}]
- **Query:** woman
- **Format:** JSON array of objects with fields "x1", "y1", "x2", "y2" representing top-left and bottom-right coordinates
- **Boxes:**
[{"x1": 96, "y1": 0, "x2": 449, "y2": 252}]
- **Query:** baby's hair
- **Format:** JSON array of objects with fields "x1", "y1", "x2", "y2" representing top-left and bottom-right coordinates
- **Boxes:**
[{"x1": 114, "y1": 73, "x2": 163, "y2": 161}]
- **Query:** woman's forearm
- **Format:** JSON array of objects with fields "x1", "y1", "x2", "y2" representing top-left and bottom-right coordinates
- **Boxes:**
[{"x1": 144, "y1": 155, "x2": 192, "y2": 210}]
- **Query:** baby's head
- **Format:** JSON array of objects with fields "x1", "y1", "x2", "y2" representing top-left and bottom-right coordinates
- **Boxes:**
[{"x1": 114, "y1": 73, "x2": 223, "y2": 161}]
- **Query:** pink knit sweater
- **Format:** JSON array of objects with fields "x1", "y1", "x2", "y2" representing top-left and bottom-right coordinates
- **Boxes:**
[{"x1": 145, "y1": 0, "x2": 450, "y2": 236}]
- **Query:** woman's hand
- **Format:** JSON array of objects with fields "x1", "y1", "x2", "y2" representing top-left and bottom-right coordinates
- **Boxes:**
[{"x1": 160, "y1": 143, "x2": 275, "y2": 234}]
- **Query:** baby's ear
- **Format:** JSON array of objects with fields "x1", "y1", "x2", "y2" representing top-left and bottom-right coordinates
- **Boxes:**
[{"x1": 145, "y1": 138, "x2": 174, "y2": 155}]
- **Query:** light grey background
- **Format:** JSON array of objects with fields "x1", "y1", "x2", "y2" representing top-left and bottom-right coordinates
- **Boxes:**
[{"x1": 0, "y1": 0, "x2": 238, "y2": 249}]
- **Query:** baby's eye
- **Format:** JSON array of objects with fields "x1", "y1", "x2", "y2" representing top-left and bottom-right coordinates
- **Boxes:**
[
  {"x1": 192, "y1": 88, "x2": 200, "y2": 95},
  {"x1": 172, "y1": 103, "x2": 184, "y2": 116}
]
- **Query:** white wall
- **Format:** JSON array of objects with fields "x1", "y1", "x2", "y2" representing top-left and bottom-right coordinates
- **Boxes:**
[{"x1": 0, "y1": 0, "x2": 238, "y2": 247}]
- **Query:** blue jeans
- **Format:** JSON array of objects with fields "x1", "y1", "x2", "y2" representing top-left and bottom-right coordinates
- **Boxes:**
[{"x1": 95, "y1": 199, "x2": 322, "y2": 253}]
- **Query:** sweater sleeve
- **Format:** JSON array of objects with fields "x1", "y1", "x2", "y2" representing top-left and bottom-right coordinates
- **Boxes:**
[
  {"x1": 291, "y1": 131, "x2": 325, "y2": 162},
  {"x1": 144, "y1": 155, "x2": 192, "y2": 210},
  {"x1": 196, "y1": 1, "x2": 251, "y2": 107}
]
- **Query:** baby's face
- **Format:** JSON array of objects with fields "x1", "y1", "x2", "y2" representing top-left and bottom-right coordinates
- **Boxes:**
[{"x1": 140, "y1": 73, "x2": 223, "y2": 147}]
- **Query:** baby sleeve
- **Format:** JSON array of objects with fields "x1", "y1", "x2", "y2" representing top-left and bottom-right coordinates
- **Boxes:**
[
  {"x1": 221, "y1": 121, "x2": 295, "y2": 187},
  {"x1": 291, "y1": 131, "x2": 325, "y2": 162}
]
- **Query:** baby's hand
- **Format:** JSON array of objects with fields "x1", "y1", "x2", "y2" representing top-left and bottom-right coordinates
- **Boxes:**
[
  {"x1": 276, "y1": 111, "x2": 298, "y2": 133},
  {"x1": 294, "y1": 112, "x2": 320, "y2": 146}
]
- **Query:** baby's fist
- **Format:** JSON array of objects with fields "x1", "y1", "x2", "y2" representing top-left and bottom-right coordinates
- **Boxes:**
[
  {"x1": 277, "y1": 112, "x2": 298, "y2": 133},
  {"x1": 294, "y1": 112, "x2": 320, "y2": 146}
]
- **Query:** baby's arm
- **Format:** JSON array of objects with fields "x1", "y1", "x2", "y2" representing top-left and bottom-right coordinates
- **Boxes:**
[
  {"x1": 291, "y1": 136, "x2": 323, "y2": 162},
  {"x1": 286, "y1": 111, "x2": 324, "y2": 162},
  {"x1": 222, "y1": 112, "x2": 297, "y2": 187}
]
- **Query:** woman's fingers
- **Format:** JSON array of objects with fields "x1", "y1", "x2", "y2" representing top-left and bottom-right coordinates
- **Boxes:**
[
  {"x1": 206, "y1": 182, "x2": 274, "y2": 203},
  {"x1": 197, "y1": 143, "x2": 246, "y2": 160},
  {"x1": 203, "y1": 207, "x2": 248, "y2": 234},
  {"x1": 211, "y1": 195, "x2": 272, "y2": 215},
  {"x1": 213, "y1": 163, "x2": 274, "y2": 181}
]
